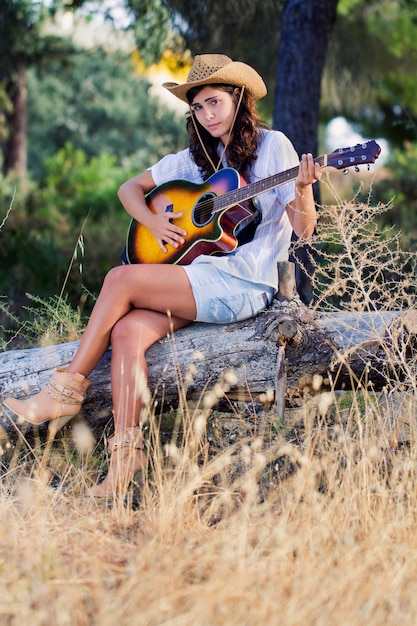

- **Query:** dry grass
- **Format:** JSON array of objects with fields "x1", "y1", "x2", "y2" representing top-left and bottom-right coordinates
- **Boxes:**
[
  {"x1": 1, "y1": 384, "x2": 417, "y2": 626},
  {"x1": 1, "y1": 189, "x2": 417, "y2": 625}
]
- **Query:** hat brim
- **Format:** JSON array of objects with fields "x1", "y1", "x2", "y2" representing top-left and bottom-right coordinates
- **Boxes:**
[{"x1": 162, "y1": 61, "x2": 267, "y2": 103}]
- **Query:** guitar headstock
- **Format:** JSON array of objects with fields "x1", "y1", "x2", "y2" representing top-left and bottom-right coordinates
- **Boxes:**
[{"x1": 326, "y1": 140, "x2": 381, "y2": 170}]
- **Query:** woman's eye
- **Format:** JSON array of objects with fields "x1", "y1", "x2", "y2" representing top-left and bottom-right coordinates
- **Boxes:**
[
  {"x1": 211, "y1": 99, "x2": 219, "y2": 105},
  {"x1": 191, "y1": 104, "x2": 201, "y2": 112}
]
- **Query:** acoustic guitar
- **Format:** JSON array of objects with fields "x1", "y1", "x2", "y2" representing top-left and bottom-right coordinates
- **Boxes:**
[{"x1": 124, "y1": 140, "x2": 381, "y2": 265}]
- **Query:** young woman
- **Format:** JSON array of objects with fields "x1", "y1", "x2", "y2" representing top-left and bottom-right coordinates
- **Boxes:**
[{"x1": 3, "y1": 54, "x2": 321, "y2": 496}]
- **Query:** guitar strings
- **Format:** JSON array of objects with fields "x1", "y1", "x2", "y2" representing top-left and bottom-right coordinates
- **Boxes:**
[
  {"x1": 190, "y1": 164, "x2": 301, "y2": 221},
  {"x1": 187, "y1": 145, "x2": 364, "y2": 221}
]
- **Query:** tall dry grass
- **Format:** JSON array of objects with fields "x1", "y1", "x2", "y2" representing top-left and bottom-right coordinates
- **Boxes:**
[{"x1": 1, "y1": 183, "x2": 417, "y2": 625}]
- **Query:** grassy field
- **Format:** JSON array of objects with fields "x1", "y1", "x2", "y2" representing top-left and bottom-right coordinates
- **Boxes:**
[
  {"x1": 1, "y1": 187, "x2": 417, "y2": 625},
  {"x1": 1, "y1": 385, "x2": 417, "y2": 626}
]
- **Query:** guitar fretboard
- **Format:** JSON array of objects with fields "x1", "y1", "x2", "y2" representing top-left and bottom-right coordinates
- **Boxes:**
[{"x1": 211, "y1": 155, "x2": 326, "y2": 214}]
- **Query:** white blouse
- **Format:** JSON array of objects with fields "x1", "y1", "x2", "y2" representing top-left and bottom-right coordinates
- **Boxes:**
[{"x1": 150, "y1": 128, "x2": 299, "y2": 290}]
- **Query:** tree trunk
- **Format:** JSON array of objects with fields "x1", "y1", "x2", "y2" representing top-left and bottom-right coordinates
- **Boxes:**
[
  {"x1": 1, "y1": 303, "x2": 416, "y2": 440},
  {"x1": 273, "y1": 0, "x2": 338, "y2": 156},
  {"x1": 273, "y1": 0, "x2": 339, "y2": 303},
  {"x1": 3, "y1": 65, "x2": 27, "y2": 176}
]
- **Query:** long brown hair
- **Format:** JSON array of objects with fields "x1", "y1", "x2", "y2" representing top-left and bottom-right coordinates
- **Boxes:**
[{"x1": 185, "y1": 84, "x2": 267, "y2": 180}]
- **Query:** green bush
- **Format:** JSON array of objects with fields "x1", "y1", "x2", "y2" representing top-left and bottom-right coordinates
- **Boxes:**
[{"x1": 0, "y1": 146, "x2": 136, "y2": 344}]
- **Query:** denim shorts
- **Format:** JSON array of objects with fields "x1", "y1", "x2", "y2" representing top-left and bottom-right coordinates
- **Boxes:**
[{"x1": 183, "y1": 262, "x2": 275, "y2": 324}]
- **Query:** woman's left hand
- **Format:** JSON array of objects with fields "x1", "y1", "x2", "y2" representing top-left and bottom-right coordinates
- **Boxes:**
[{"x1": 296, "y1": 153, "x2": 322, "y2": 189}]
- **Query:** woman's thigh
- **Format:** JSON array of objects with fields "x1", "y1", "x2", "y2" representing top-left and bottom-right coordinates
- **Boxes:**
[{"x1": 106, "y1": 264, "x2": 197, "y2": 321}]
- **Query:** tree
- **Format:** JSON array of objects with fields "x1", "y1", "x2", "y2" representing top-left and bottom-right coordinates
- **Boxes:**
[
  {"x1": 0, "y1": 0, "x2": 39, "y2": 175},
  {"x1": 273, "y1": 0, "x2": 339, "y2": 157},
  {"x1": 0, "y1": 0, "x2": 78, "y2": 175},
  {"x1": 272, "y1": 0, "x2": 339, "y2": 304},
  {"x1": 27, "y1": 49, "x2": 187, "y2": 179}
]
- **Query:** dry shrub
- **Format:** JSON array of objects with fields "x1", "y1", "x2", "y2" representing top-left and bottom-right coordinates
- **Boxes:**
[{"x1": 306, "y1": 176, "x2": 416, "y2": 312}]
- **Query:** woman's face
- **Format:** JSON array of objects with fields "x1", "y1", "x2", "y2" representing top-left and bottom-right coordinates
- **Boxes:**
[{"x1": 190, "y1": 86, "x2": 239, "y2": 145}]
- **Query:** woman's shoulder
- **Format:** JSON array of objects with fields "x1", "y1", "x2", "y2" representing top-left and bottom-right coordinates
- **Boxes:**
[
  {"x1": 151, "y1": 148, "x2": 202, "y2": 185},
  {"x1": 256, "y1": 128, "x2": 298, "y2": 165},
  {"x1": 258, "y1": 127, "x2": 294, "y2": 148}
]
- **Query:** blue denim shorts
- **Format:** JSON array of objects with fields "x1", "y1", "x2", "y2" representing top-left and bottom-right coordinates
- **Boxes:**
[{"x1": 183, "y1": 262, "x2": 275, "y2": 324}]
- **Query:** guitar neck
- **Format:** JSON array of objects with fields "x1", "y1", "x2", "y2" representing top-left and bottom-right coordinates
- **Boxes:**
[{"x1": 213, "y1": 155, "x2": 326, "y2": 213}]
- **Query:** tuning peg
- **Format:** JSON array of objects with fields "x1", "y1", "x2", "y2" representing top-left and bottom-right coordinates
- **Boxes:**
[
  {"x1": 355, "y1": 166, "x2": 360, "y2": 172},
  {"x1": 367, "y1": 164, "x2": 371, "y2": 171},
  {"x1": 343, "y1": 168, "x2": 349, "y2": 175}
]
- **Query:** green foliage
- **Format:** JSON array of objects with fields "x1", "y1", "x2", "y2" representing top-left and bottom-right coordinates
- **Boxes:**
[
  {"x1": 0, "y1": 145, "x2": 134, "y2": 339},
  {"x1": 128, "y1": 0, "x2": 172, "y2": 65},
  {"x1": 0, "y1": 0, "x2": 43, "y2": 65},
  {"x1": 324, "y1": 0, "x2": 417, "y2": 145},
  {"x1": 337, "y1": 0, "x2": 364, "y2": 14},
  {"x1": 0, "y1": 1, "x2": 77, "y2": 78},
  {"x1": 0, "y1": 83, "x2": 13, "y2": 148},
  {"x1": 0, "y1": 172, "x2": 60, "y2": 305},
  {"x1": 20, "y1": 293, "x2": 87, "y2": 346},
  {"x1": 371, "y1": 141, "x2": 417, "y2": 250},
  {"x1": 37, "y1": 144, "x2": 127, "y2": 225},
  {"x1": 27, "y1": 48, "x2": 188, "y2": 179},
  {"x1": 0, "y1": 291, "x2": 87, "y2": 348}
]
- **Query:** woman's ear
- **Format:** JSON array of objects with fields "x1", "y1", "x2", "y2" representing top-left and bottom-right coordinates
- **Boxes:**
[{"x1": 233, "y1": 88, "x2": 241, "y2": 103}]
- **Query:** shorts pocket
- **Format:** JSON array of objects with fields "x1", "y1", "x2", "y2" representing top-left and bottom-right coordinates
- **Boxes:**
[
  {"x1": 207, "y1": 290, "x2": 271, "y2": 324},
  {"x1": 207, "y1": 296, "x2": 241, "y2": 324}
]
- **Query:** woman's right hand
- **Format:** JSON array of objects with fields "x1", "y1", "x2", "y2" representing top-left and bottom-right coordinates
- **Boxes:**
[
  {"x1": 118, "y1": 170, "x2": 187, "y2": 252},
  {"x1": 147, "y1": 210, "x2": 187, "y2": 253}
]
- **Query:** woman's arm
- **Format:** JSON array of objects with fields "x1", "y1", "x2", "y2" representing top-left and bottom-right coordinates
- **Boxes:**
[
  {"x1": 118, "y1": 170, "x2": 187, "y2": 252},
  {"x1": 285, "y1": 153, "x2": 321, "y2": 239}
]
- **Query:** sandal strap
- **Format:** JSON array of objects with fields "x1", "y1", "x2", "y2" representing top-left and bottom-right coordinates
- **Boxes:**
[
  {"x1": 108, "y1": 427, "x2": 143, "y2": 453},
  {"x1": 45, "y1": 379, "x2": 86, "y2": 405}
]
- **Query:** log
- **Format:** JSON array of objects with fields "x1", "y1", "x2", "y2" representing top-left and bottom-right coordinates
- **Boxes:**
[{"x1": 1, "y1": 299, "x2": 416, "y2": 439}]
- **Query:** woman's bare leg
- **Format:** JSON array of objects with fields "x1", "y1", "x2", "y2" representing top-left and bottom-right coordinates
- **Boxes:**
[
  {"x1": 109, "y1": 308, "x2": 190, "y2": 432},
  {"x1": 84, "y1": 268, "x2": 195, "y2": 496},
  {"x1": 67, "y1": 264, "x2": 197, "y2": 378}
]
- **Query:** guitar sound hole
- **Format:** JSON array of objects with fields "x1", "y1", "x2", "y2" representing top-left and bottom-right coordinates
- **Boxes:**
[{"x1": 194, "y1": 193, "x2": 215, "y2": 226}]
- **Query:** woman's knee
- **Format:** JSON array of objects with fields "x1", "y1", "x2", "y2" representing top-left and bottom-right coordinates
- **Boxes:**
[
  {"x1": 111, "y1": 313, "x2": 140, "y2": 347},
  {"x1": 102, "y1": 265, "x2": 126, "y2": 292},
  {"x1": 111, "y1": 309, "x2": 175, "y2": 352}
]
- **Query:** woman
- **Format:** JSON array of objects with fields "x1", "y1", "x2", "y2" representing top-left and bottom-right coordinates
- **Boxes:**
[{"x1": 3, "y1": 54, "x2": 320, "y2": 496}]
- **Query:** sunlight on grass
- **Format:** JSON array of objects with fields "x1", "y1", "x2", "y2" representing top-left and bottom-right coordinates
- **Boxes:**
[
  {"x1": 1, "y1": 189, "x2": 417, "y2": 625},
  {"x1": 1, "y1": 378, "x2": 417, "y2": 625}
]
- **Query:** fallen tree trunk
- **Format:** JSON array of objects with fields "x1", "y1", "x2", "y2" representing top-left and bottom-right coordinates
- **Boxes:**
[{"x1": 1, "y1": 300, "x2": 416, "y2": 438}]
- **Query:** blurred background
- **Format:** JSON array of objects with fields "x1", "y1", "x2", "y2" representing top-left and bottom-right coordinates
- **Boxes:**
[{"x1": 1, "y1": 0, "x2": 416, "y2": 343}]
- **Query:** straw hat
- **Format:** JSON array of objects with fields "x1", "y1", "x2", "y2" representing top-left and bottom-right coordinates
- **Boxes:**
[{"x1": 162, "y1": 54, "x2": 267, "y2": 103}]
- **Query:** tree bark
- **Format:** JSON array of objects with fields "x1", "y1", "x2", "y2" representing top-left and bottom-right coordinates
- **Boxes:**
[
  {"x1": 273, "y1": 0, "x2": 339, "y2": 156},
  {"x1": 273, "y1": 0, "x2": 339, "y2": 304},
  {"x1": 1, "y1": 304, "x2": 416, "y2": 439},
  {"x1": 3, "y1": 65, "x2": 27, "y2": 176}
]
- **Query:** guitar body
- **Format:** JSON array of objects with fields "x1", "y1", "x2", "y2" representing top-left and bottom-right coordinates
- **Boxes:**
[{"x1": 125, "y1": 168, "x2": 257, "y2": 265}]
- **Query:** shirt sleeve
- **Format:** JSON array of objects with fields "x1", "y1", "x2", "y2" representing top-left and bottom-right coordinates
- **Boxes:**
[
  {"x1": 265, "y1": 131, "x2": 300, "y2": 209},
  {"x1": 150, "y1": 148, "x2": 203, "y2": 187}
]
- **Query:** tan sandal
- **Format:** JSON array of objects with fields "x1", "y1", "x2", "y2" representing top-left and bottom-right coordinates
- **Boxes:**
[
  {"x1": 3, "y1": 367, "x2": 90, "y2": 436},
  {"x1": 88, "y1": 426, "x2": 146, "y2": 498}
]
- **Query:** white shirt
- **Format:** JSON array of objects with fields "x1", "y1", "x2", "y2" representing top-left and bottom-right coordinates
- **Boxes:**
[{"x1": 150, "y1": 128, "x2": 299, "y2": 290}]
